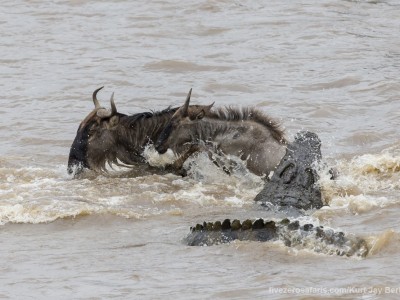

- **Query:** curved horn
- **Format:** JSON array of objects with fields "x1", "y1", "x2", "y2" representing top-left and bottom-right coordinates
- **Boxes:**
[
  {"x1": 92, "y1": 86, "x2": 104, "y2": 109},
  {"x1": 110, "y1": 92, "x2": 117, "y2": 115},
  {"x1": 182, "y1": 88, "x2": 192, "y2": 116}
]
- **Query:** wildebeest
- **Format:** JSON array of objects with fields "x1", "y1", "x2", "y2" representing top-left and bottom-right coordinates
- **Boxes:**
[
  {"x1": 67, "y1": 87, "x2": 213, "y2": 176},
  {"x1": 155, "y1": 92, "x2": 288, "y2": 176}
]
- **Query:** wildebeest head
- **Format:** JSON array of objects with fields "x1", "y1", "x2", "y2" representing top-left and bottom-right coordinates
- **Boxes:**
[
  {"x1": 155, "y1": 89, "x2": 214, "y2": 155},
  {"x1": 67, "y1": 87, "x2": 124, "y2": 176}
]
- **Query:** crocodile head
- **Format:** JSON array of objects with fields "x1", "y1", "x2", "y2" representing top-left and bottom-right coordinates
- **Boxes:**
[{"x1": 254, "y1": 130, "x2": 323, "y2": 210}]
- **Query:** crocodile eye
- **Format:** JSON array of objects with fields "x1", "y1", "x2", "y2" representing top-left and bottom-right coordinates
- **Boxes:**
[
  {"x1": 303, "y1": 168, "x2": 315, "y2": 187},
  {"x1": 280, "y1": 163, "x2": 296, "y2": 183}
]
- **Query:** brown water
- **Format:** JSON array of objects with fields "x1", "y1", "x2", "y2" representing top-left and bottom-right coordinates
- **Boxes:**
[{"x1": 1, "y1": 0, "x2": 400, "y2": 299}]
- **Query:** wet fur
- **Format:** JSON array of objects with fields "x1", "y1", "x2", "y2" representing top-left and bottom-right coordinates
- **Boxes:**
[
  {"x1": 69, "y1": 104, "x2": 215, "y2": 175},
  {"x1": 207, "y1": 107, "x2": 286, "y2": 144},
  {"x1": 157, "y1": 106, "x2": 287, "y2": 176}
]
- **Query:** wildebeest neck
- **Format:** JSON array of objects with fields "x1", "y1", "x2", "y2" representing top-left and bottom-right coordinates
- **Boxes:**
[
  {"x1": 155, "y1": 114, "x2": 287, "y2": 176},
  {"x1": 117, "y1": 108, "x2": 177, "y2": 152},
  {"x1": 208, "y1": 107, "x2": 286, "y2": 144}
]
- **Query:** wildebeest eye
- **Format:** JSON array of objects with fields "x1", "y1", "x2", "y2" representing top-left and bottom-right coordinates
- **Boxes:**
[{"x1": 88, "y1": 125, "x2": 98, "y2": 136}]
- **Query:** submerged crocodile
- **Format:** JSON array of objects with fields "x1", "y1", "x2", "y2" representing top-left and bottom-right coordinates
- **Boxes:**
[
  {"x1": 186, "y1": 218, "x2": 368, "y2": 258},
  {"x1": 185, "y1": 131, "x2": 369, "y2": 258}
]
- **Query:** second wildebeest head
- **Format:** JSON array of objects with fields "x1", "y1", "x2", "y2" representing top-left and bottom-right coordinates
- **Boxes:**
[
  {"x1": 67, "y1": 87, "x2": 125, "y2": 176},
  {"x1": 155, "y1": 89, "x2": 214, "y2": 155},
  {"x1": 155, "y1": 90, "x2": 287, "y2": 176}
]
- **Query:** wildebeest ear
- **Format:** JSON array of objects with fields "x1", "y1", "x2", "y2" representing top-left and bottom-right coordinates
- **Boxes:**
[
  {"x1": 196, "y1": 110, "x2": 205, "y2": 120},
  {"x1": 109, "y1": 115, "x2": 119, "y2": 128},
  {"x1": 195, "y1": 102, "x2": 214, "y2": 119}
]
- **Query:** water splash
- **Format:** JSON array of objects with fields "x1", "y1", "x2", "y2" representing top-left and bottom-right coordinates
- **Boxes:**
[
  {"x1": 318, "y1": 146, "x2": 400, "y2": 214},
  {"x1": 143, "y1": 144, "x2": 178, "y2": 167}
]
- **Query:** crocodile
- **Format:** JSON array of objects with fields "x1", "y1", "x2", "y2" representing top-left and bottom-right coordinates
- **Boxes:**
[
  {"x1": 255, "y1": 130, "x2": 323, "y2": 210},
  {"x1": 186, "y1": 218, "x2": 368, "y2": 258},
  {"x1": 185, "y1": 131, "x2": 369, "y2": 257}
]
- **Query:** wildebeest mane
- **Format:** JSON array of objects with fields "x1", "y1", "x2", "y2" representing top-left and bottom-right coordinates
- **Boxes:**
[
  {"x1": 114, "y1": 106, "x2": 180, "y2": 151},
  {"x1": 82, "y1": 106, "x2": 180, "y2": 173},
  {"x1": 121, "y1": 106, "x2": 178, "y2": 128},
  {"x1": 209, "y1": 106, "x2": 286, "y2": 144}
]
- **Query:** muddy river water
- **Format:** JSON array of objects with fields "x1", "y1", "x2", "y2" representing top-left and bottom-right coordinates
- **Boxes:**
[{"x1": 1, "y1": 0, "x2": 400, "y2": 299}]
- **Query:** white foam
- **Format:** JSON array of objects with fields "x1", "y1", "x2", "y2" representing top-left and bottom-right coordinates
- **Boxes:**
[
  {"x1": 224, "y1": 196, "x2": 246, "y2": 207},
  {"x1": 171, "y1": 187, "x2": 218, "y2": 206},
  {"x1": 318, "y1": 148, "x2": 400, "y2": 209},
  {"x1": 183, "y1": 152, "x2": 263, "y2": 186},
  {"x1": 329, "y1": 194, "x2": 392, "y2": 214},
  {"x1": 143, "y1": 144, "x2": 178, "y2": 167},
  {"x1": 0, "y1": 203, "x2": 95, "y2": 225},
  {"x1": 339, "y1": 150, "x2": 400, "y2": 192}
]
